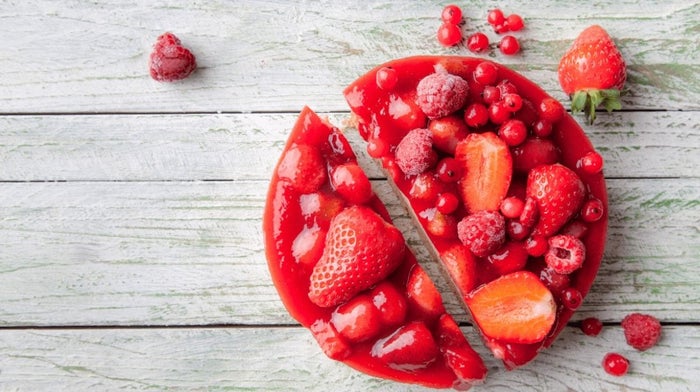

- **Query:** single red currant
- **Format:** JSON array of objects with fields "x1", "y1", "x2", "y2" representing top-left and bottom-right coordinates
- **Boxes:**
[
  {"x1": 466, "y1": 32, "x2": 490, "y2": 53},
  {"x1": 602, "y1": 353, "x2": 630, "y2": 377},
  {"x1": 498, "y1": 119, "x2": 528, "y2": 146},
  {"x1": 481, "y1": 85, "x2": 501, "y2": 105},
  {"x1": 506, "y1": 14, "x2": 524, "y2": 31},
  {"x1": 539, "y1": 98, "x2": 565, "y2": 123},
  {"x1": 487, "y1": 9, "x2": 506, "y2": 26},
  {"x1": 366, "y1": 137, "x2": 389, "y2": 158},
  {"x1": 532, "y1": 119, "x2": 553, "y2": 138},
  {"x1": 376, "y1": 67, "x2": 398, "y2": 90},
  {"x1": 464, "y1": 102, "x2": 489, "y2": 128},
  {"x1": 497, "y1": 79, "x2": 518, "y2": 96},
  {"x1": 437, "y1": 23, "x2": 463, "y2": 47},
  {"x1": 499, "y1": 35, "x2": 520, "y2": 55},
  {"x1": 502, "y1": 93, "x2": 523, "y2": 112},
  {"x1": 500, "y1": 196, "x2": 525, "y2": 219},
  {"x1": 581, "y1": 198, "x2": 605, "y2": 222},
  {"x1": 436, "y1": 157, "x2": 462, "y2": 183},
  {"x1": 436, "y1": 192, "x2": 460, "y2": 214},
  {"x1": 506, "y1": 219, "x2": 528, "y2": 241},
  {"x1": 473, "y1": 61, "x2": 499, "y2": 85},
  {"x1": 493, "y1": 23, "x2": 509, "y2": 34},
  {"x1": 441, "y1": 4, "x2": 463, "y2": 24},
  {"x1": 561, "y1": 287, "x2": 583, "y2": 310},
  {"x1": 581, "y1": 317, "x2": 603, "y2": 337},
  {"x1": 488, "y1": 102, "x2": 512, "y2": 125},
  {"x1": 578, "y1": 151, "x2": 605, "y2": 174}
]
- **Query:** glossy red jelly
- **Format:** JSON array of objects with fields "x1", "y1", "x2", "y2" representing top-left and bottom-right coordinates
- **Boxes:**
[
  {"x1": 263, "y1": 107, "x2": 486, "y2": 389},
  {"x1": 344, "y1": 56, "x2": 608, "y2": 369}
]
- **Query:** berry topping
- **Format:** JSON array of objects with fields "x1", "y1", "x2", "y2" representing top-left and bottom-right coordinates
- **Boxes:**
[
  {"x1": 310, "y1": 319, "x2": 352, "y2": 360},
  {"x1": 437, "y1": 314, "x2": 488, "y2": 385},
  {"x1": 580, "y1": 317, "x2": 603, "y2": 336},
  {"x1": 538, "y1": 98, "x2": 565, "y2": 123},
  {"x1": 464, "y1": 102, "x2": 489, "y2": 128},
  {"x1": 436, "y1": 157, "x2": 463, "y2": 183},
  {"x1": 416, "y1": 72, "x2": 469, "y2": 119},
  {"x1": 525, "y1": 235, "x2": 549, "y2": 257},
  {"x1": 148, "y1": 32, "x2": 196, "y2": 82},
  {"x1": 371, "y1": 321, "x2": 440, "y2": 372},
  {"x1": 602, "y1": 353, "x2": 629, "y2": 376},
  {"x1": 621, "y1": 313, "x2": 662, "y2": 351},
  {"x1": 331, "y1": 294, "x2": 383, "y2": 342},
  {"x1": 487, "y1": 241, "x2": 528, "y2": 276},
  {"x1": 545, "y1": 234, "x2": 586, "y2": 274},
  {"x1": 481, "y1": 85, "x2": 501, "y2": 105},
  {"x1": 527, "y1": 164, "x2": 586, "y2": 237},
  {"x1": 292, "y1": 224, "x2": 327, "y2": 267},
  {"x1": 376, "y1": 66, "x2": 399, "y2": 90},
  {"x1": 406, "y1": 265, "x2": 446, "y2": 321},
  {"x1": 409, "y1": 172, "x2": 442, "y2": 201},
  {"x1": 578, "y1": 150, "x2": 605, "y2": 174},
  {"x1": 308, "y1": 206, "x2": 406, "y2": 308},
  {"x1": 499, "y1": 35, "x2": 520, "y2": 55},
  {"x1": 330, "y1": 163, "x2": 373, "y2": 205},
  {"x1": 500, "y1": 196, "x2": 525, "y2": 219},
  {"x1": 466, "y1": 271, "x2": 556, "y2": 344},
  {"x1": 455, "y1": 132, "x2": 513, "y2": 213},
  {"x1": 395, "y1": 128, "x2": 438, "y2": 176},
  {"x1": 429, "y1": 115, "x2": 469, "y2": 154},
  {"x1": 537, "y1": 265, "x2": 570, "y2": 295},
  {"x1": 425, "y1": 209, "x2": 459, "y2": 239},
  {"x1": 440, "y1": 244, "x2": 478, "y2": 296},
  {"x1": 370, "y1": 282, "x2": 408, "y2": 328},
  {"x1": 437, "y1": 23, "x2": 463, "y2": 47},
  {"x1": 581, "y1": 197, "x2": 605, "y2": 222},
  {"x1": 466, "y1": 32, "x2": 490, "y2": 53},
  {"x1": 277, "y1": 144, "x2": 327, "y2": 193},
  {"x1": 560, "y1": 287, "x2": 583, "y2": 310},
  {"x1": 457, "y1": 211, "x2": 506, "y2": 257},
  {"x1": 488, "y1": 101, "x2": 512, "y2": 124},
  {"x1": 512, "y1": 138, "x2": 561, "y2": 173},
  {"x1": 473, "y1": 61, "x2": 499, "y2": 85},
  {"x1": 441, "y1": 4, "x2": 463, "y2": 24},
  {"x1": 436, "y1": 192, "x2": 460, "y2": 214},
  {"x1": 498, "y1": 119, "x2": 528, "y2": 146}
]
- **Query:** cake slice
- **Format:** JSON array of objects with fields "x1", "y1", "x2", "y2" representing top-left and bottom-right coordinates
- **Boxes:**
[
  {"x1": 343, "y1": 56, "x2": 608, "y2": 369},
  {"x1": 263, "y1": 106, "x2": 486, "y2": 389}
]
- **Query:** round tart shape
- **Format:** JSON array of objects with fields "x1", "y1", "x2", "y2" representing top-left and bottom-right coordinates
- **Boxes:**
[
  {"x1": 343, "y1": 56, "x2": 608, "y2": 369},
  {"x1": 263, "y1": 107, "x2": 486, "y2": 389}
]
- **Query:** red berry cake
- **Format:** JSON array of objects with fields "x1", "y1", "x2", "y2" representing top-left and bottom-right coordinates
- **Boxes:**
[{"x1": 264, "y1": 56, "x2": 608, "y2": 388}]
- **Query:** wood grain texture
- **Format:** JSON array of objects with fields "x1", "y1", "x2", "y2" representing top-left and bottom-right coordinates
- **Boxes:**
[
  {"x1": 0, "y1": 111, "x2": 698, "y2": 181},
  {"x1": 0, "y1": 326, "x2": 697, "y2": 391},
  {"x1": 0, "y1": 0, "x2": 698, "y2": 113},
  {"x1": 1, "y1": 179, "x2": 697, "y2": 326}
]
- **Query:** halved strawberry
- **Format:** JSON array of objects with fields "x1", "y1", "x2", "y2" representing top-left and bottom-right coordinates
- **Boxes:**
[
  {"x1": 308, "y1": 205, "x2": 406, "y2": 308},
  {"x1": 466, "y1": 271, "x2": 556, "y2": 344},
  {"x1": 526, "y1": 164, "x2": 586, "y2": 237},
  {"x1": 440, "y1": 245, "x2": 477, "y2": 298},
  {"x1": 371, "y1": 321, "x2": 440, "y2": 371},
  {"x1": 406, "y1": 264, "x2": 446, "y2": 322},
  {"x1": 455, "y1": 132, "x2": 512, "y2": 213}
]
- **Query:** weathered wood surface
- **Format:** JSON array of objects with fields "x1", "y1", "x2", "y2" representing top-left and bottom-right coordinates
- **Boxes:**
[{"x1": 1, "y1": 0, "x2": 699, "y2": 390}]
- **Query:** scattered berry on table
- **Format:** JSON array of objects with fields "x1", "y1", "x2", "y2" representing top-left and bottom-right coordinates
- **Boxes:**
[
  {"x1": 602, "y1": 353, "x2": 629, "y2": 376},
  {"x1": 621, "y1": 313, "x2": 662, "y2": 351},
  {"x1": 149, "y1": 32, "x2": 197, "y2": 82},
  {"x1": 499, "y1": 35, "x2": 520, "y2": 55},
  {"x1": 487, "y1": 9, "x2": 506, "y2": 28},
  {"x1": 437, "y1": 22, "x2": 463, "y2": 47},
  {"x1": 506, "y1": 14, "x2": 524, "y2": 31},
  {"x1": 466, "y1": 32, "x2": 490, "y2": 53},
  {"x1": 580, "y1": 317, "x2": 603, "y2": 336},
  {"x1": 441, "y1": 4, "x2": 463, "y2": 24}
]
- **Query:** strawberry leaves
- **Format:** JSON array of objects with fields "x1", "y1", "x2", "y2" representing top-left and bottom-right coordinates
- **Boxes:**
[{"x1": 571, "y1": 88, "x2": 622, "y2": 125}]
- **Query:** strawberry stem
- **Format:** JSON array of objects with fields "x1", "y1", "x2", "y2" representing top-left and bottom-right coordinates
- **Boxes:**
[{"x1": 570, "y1": 89, "x2": 622, "y2": 125}]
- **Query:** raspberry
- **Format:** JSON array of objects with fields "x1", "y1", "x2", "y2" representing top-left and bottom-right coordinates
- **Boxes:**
[
  {"x1": 457, "y1": 211, "x2": 506, "y2": 257},
  {"x1": 149, "y1": 32, "x2": 197, "y2": 82},
  {"x1": 416, "y1": 72, "x2": 469, "y2": 119},
  {"x1": 621, "y1": 313, "x2": 662, "y2": 351},
  {"x1": 395, "y1": 128, "x2": 438, "y2": 176},
  {"x1": 545, "y1": 234, "x2": 586, "y2": 274}
]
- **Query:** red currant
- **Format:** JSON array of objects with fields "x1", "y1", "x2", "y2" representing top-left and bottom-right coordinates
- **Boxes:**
[
  {"x1": 493, "y1": 23, "x2": 509, "y2": 34},
  {"x1": 441, "y1": 4, "x2": 463, "y2": 24},
  {"x1": 502, "y1": 93, "x2": 523, "y2": 112},
  {"x1": 488, "y1": 101, "x2": 512, "y2": 125},
  {"x1": 580, "y1": 317, "x2": 603, "y2": 337},
  {"x1": 464, "y1": 103, "x2": 489, "y2": 128},
  {"x1": 506, "y1": 14, "x2": 524, "y2": 31},
  {"x1": 499, "y1": 35, "x2": 520, "y2": 55},
  {"x1": 581, "y1": 198, "x2": 604, "y2": 222},
  {"x1": 437, "y1": 23, "x2": 462, "y2": 47},
  {"x1": 500, "y1": 196, "x2": 525, "y2": 219},
  {"x1": 539, "y1": 98, "x2": 565, "y2": 123},
  {"x1": 481, "y1": 85, "x2": 501, "y2": 105},
  {"x1": 506, "y1": 219, "x2": 528, "y2": 241},
  {"x1": 436, "y1": 192, "x2": 460, "y2": 214},
  {"x1": 526, "y1": 235, "x2": 548, "y2": 257},
  {"x1": 473, "y1": 61, "x2": 499, "y2": 85},
  {"x1": 466, "y1": 32, "x2": 489, "y2": 53},
  {"x1": 497, "y1": 79, "x2": 518, "y2": 96},
  {"x1": 366, "y1": 137, "x2": 389, "y2": 158},
  {"x1": 436, "y1": 157, "x2": 462, "y2": 183},
  {"x1": 578, "y1": 151, "x2": 604, "y2": 174},
  {"x1": 561, "y1": 287, "x2": 583, "y2": 310},
  {"x1": 376, "y1": 67, "x2": 398, "y2": 90},
  {"x1": 532, "y1": 119, "x2": 553, "y2": 138},
  {"x1": 498, "y1": 119, "x2": 527, "y2": 146},
  {"x1": 538, "y1": 266, "x2": 570, "y2": 295},
  {"x1": 487, "y1": 9, "x2": 506, "y2": 26},
  {"x1": 602, "y1": 353, "x2": 629, "y2": 377},
  {"x1": 409, "y1": 172, "x2": 441, "y2": 201}
]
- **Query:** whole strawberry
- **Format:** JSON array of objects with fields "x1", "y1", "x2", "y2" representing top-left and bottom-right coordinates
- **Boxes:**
[
  {"x1": 558, "y1": 25, "x2": 626, "y2": 124},
  {"x1": 149, "y1": 32, "x2": 197, "y2": 82},
  {"x1": 621, "y1": 313, "x2": 662, "y2": 351},
  {"x1": 308, "y1": 206, "x2": 405, "y2": 308},
  {"x1": 527, "y1": 164, "x2": 586, "y2": 238}
]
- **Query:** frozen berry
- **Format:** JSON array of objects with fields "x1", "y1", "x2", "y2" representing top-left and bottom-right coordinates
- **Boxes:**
[
  {"x1": 441, "y1": 4, "x2": 463, "y2": 24},
  {"x1": 376, "y1": 67, "x2": 398, "y2": 90},
  {"x1": 473, "y1": 61, "x2": 499, "y2": 85},
  {"x1": 499, "y1": 35, "x2": 520, "y2": 55},
  {"x1": 466, "y1": 32, "x2": 489, "y2": 53},
  {"x1": 464, "y1": 102, "x2": 489, "y2": 128},
  {"x1": 506, "y1": 14, "x2": 524, "y2": 31},
  {"x1": 602, "y1": 353, "x2": 629, "y2": 376},
  {"x1": 395, "y1": 128, "x2": 438, "y2": 176},
  {"x1": 578, "y1": 151, "x2": 605, "y2": 174},
  {"x1": 437, "y1": 23, "x2": 463, "y2": 47},
  {"x1": 621, "y1": 313, "x2": 662, "y2": 351},
  {"x1": 457, "y1": 211, "x2": 506, "y2": 257},
  {"x1": 416, "y1": 72, "x2": 469, "y2": 119},
  {"x1": 580, "y1": 317, "x2": 603, "y2": 336},
  {"x1": 149, "y1": 32, "x2": 197, "y2": 82},
  {"x1": 581, "y1": 197, "x2": 605, "y2": 222},
  {"x1": 545, "y1": 234, "x2": 586, "y2": 274}
]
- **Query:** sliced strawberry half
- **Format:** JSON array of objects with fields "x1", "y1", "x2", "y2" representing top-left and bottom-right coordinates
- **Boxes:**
[
  {"x1": 455, "y1": 132, "x2": 512, "y2": 213},
  {"x1": 466, "y1": 271, "x2": 556, "y2": 344}
]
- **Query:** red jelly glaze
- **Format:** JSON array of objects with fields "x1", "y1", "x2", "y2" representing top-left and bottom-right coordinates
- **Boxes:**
[
  {"x1": 343, "y1": 56, "x2": 608, "y2": 368},
  {"x1": 263, "y1": 107, "x2": 483, "y2": 388}
]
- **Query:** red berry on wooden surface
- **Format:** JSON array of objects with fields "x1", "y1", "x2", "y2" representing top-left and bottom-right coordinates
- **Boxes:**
[
  {"x1": 602, "y1": 353, "x2": 629, "y2": 376},
  {"x1": 437, "y1": 22, "x2": 463, "y2": 47},
  {"x1": 466, "y1": 32, "x2": 490, "y2": 53},
  {"x1": 499, "y1": 35, "x2": 520, "y2": 55},
  {"x1": 441, "y1": 4, "x2": 463, "y2": 24}
]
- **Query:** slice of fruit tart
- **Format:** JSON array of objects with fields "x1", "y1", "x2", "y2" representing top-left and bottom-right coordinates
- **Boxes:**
[
  {"x1": 343, "y1": 56, "x2": 608, "y2": 369},
  {"x1": 263, "y1": 106, "x2": 487, "y2": 390}
]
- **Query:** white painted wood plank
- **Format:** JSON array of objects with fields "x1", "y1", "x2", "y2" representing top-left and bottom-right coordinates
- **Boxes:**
[
  {"x1": 0, "y1": 179, "x2": 697, "y2": 326},
  {"x1": 0, "y1": 326, "x2": 697, "y2": 391},
  {"x1": 0, "y1": 1, "x2": 697, "y2": 113},
  {"x1": 0, "y1": 111, "x2": 697, "y2": 181}
]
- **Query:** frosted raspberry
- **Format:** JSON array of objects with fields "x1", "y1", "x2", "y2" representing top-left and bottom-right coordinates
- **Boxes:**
[
  {"x1": 416, "y1": 72, "x2": 469, "y2": 119},
  {"x1": 457, "y1": 211, "x2": 506, "y2": 257},
  {"x1": 545, "y1": 234, "x2": 586, "y2": 274},
  {"x1": 395, "y1": 128, "x2": 438, "y2": 176},
  {"x1": 149, "y1": 32, "x2": 197, "y2": 82},
  {"x1": 621, "y1": 313, "x2": 662, "y2": 351}
]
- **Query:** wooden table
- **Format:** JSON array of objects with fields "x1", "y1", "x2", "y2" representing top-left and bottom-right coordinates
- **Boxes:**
[{"x1": 1, "y1": 1, "x2": 698, "y2": 390}]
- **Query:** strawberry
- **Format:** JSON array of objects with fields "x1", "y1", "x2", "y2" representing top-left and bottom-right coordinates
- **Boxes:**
[
  {"x1": 277, "y1": 144, "x2": 327, "y2": 194},
  {"x1": 455, "y1": 132, "x2": 512, "y2": 213},
  {"x1": 149, "y1": 32, "x2": 197, "y2": 82},
  {"x1": 558, "y1": 25, "x2": 626, "y2": 124},
  {"x1": 526, "y1": 164, "x2": 586, "y2": 238},
  {"x1": 370, "y1": 282, "x2": 408, "y2": 328},
  {"x1": 371, "y1": 321, "x2": 440, "y2": 371},
  {"x1": 511, "y1": 138, "x2": 560, "y2": 174},
  {"x1": 308, "y1": 206, "x2": 405, "y2": 308},
  {"x1": 331, "y1": 294, "x2": 383, "y2": 343},
  {"x1": 436, "y1": 314, "x2": 488, "y2": 385},
  {"x1": 406, "y1": 265, "x2": 446, "y2": 322},
  {"x1": 440, "y1": 245, "x2": 478, "y2": 297},
  {"x1": 292, "y1": 224, "x2": 327, "y2": 268},
  {"x1": 309, "y1": 319, "x2": 352, "y2": 360},
  {"x1": 466, "y1": 271, "x2": 556, "y2": 344}
]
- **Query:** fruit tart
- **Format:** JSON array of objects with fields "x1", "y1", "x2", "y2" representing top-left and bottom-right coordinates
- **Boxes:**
[
  {"x1": 343, "y1": 56, "x2": 608, "y2": 369},
  {"x1": 263, "y1": 106, "x2": 487, "y2": 389}
]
